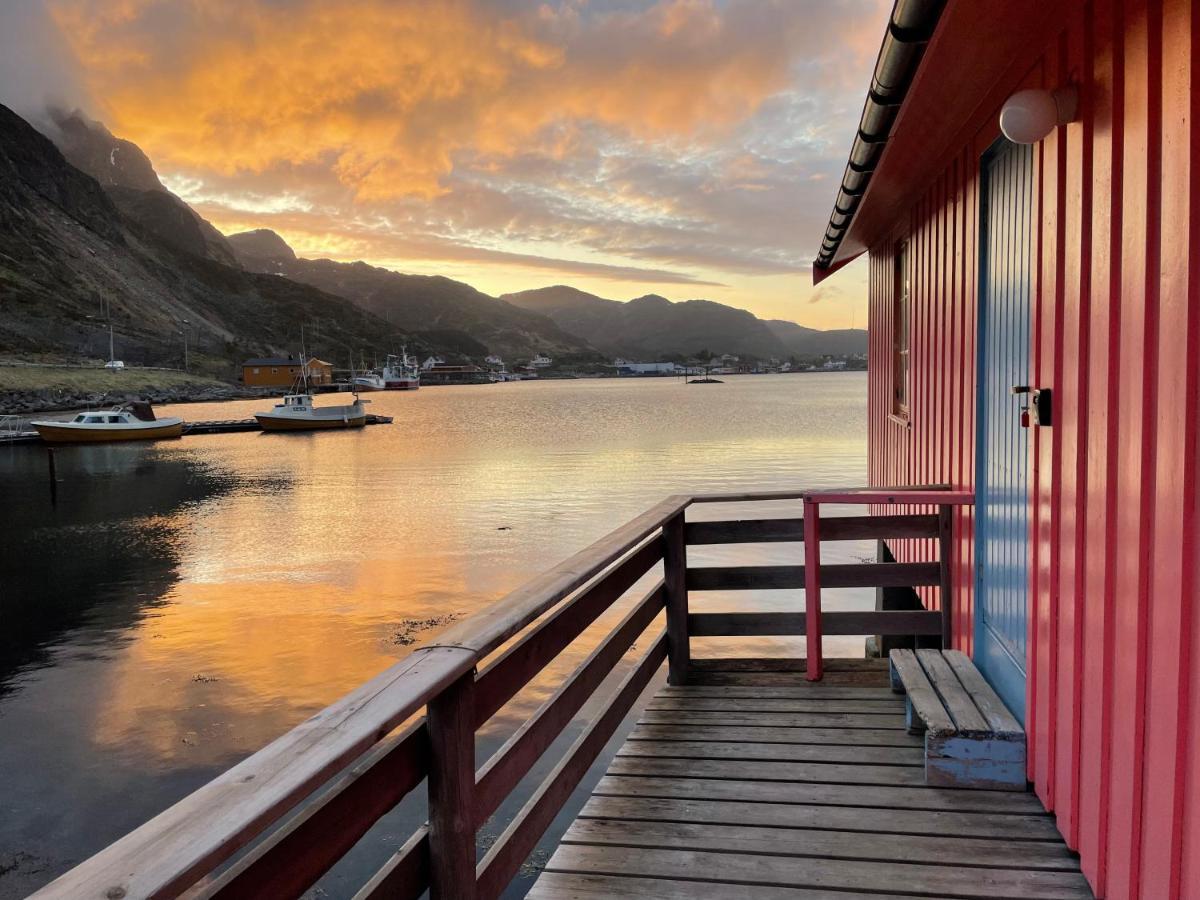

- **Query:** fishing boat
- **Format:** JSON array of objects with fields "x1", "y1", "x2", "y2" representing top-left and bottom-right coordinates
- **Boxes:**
[
  {"x1": 382, "y1": 347, "x2": 420, "y2": 390},
  {"x1": 31, "y1": 401, "x2": 183, "y2": 443},
  {"x1": 351, "y1": 371, "x2": 387, "y2": 392},
  {"x1": 254, "y1": 393, "x2": 368, "y2": 431}
]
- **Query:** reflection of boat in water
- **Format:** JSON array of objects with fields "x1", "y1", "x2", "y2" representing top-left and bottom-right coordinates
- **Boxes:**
[
  {"x1": 31, "y1": 402, "x2": 183, "y2": 443},
  {"x1": 352, "y1": 372, "x2": 387, "y2": 392},
  {"x1": 254, "y1": 393, "x2": 368, "y2": 431},
  {"x1": 382, "y1": 347, "x2": 420, "y2": 390}
]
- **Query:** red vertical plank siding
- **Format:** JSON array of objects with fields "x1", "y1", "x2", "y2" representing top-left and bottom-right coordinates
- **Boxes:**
[
  {"x1": 1079, "y1": 0, "x2": 1122, "y2": 888},
  {"x1": 862, "y1": 1, "x2": 1200, "y2": 894},
  {"x1": 1180, "y1": 0, "x2": 1200, "y2": 885},
  {"x1": 1140, "y1": 0, "x2": 1192, "y2": 895},
  {"x1": 1054, "y1": 11, "x2": 1089, "y2": 845},
  {"x1": 1106, "y1": 0, "x2": 1156, "y2": 894}
]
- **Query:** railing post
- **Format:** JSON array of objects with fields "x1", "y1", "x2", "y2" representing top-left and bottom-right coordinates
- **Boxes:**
[
  {"x1": 664, "y1": 512, "x2": 690, "y2": 685},
  {"x1": 803, "y1": 498, "x2": 823, "y2": 681},
  {"x1": 427, "y1": 670, "x2": 476, "y2": 899},
  {"x1": 938, "y1": 503, "x2": 954, "y2": 649}
]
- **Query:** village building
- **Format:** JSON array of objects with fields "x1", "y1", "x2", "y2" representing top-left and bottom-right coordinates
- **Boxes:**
[{"x1": 241, "y1": 356, "x2": 333, "y2": 387}]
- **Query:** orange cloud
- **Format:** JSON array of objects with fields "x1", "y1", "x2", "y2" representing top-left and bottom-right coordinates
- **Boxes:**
[{"x1": 49, "y1": 0, "x2": 804, "y2": 200}]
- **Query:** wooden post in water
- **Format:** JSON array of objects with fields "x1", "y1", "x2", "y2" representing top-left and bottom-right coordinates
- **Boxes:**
[
  {"x1": 663, "y1": 512, "x2": 689, "y2": 685},
  {"x1": 46, "y1": 447, "x2": 57, "y2": 506},
  {"x1": 938, "y1": 503, "x2": 954, "y2": 648},
  {"x1": 426, "y1": 670, "x2": 476, "y2": 899}
]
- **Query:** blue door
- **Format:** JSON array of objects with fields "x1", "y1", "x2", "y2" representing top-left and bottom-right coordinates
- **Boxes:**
[{"x1": 975, "y1": 139, "x2": 1033, "y2": 723}]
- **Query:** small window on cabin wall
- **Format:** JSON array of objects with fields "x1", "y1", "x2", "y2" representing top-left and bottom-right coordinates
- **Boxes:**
[{"x1": 892, "y1": 242, "x2": 910, "y2": 418}]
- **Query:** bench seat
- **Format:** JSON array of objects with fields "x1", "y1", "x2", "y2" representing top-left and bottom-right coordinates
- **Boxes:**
[{"x1": 888, "y1": 648, "x2": 1026, "y2": 791}]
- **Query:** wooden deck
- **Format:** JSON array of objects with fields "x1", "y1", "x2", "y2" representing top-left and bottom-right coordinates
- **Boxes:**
[{"x1": 530, "y1": 662, "x2": 1091, "y2": 900}]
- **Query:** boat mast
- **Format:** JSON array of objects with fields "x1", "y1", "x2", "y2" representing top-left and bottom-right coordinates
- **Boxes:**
[{"x1": 299, "y1": 324, "x2": 310, "y2": 394}]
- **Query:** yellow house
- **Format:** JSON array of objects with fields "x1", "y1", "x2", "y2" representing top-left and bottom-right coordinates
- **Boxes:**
[{"x1": 241, "y1": 356, "x2": 333, "y2": 387}]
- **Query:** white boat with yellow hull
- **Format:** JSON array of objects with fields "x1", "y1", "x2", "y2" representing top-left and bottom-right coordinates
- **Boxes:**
[
  {"x1": 31, "y1": 403, "x2": 183, "y2": 443},
  {"x1": 254, "y1": 394, "x2": 367, "y2": 431}
]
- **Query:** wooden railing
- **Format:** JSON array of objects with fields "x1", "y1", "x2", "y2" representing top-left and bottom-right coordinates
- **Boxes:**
[{"x1": 34, "y1": 486, "x2": 971, "y2": 900}]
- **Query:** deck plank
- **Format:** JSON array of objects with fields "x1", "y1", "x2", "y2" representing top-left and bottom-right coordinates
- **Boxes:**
[
  {"x1": 657, "y1": 691, "x2": 902, "y2": 705},
  {"x1": 592, "y1": 774, "x2": 1050, "y2": 813},
  {"x1": 607, "y1": 756, "x2": 930, "y2": 787},
  {"x1": 528, "y1": 872, "x2": 914, "y2": 899},
  {"x1": 561, "y1": 818, "x2": 1081, "y2": 870},
  {"x1": 576, "y1": 795, "x2": 1068, "y2": 841},
  {"x1": 530, "y1": 674, "x2": 1088, "y2": 899},
  {"x1": 637, "y1": 710, "x2": 909, "y2": 729},
  {"x1": 619, "y1": 739, "x2": 925, "y2": 766},
  {"x1": 627, "y1": 723, "x2": 923, "y2": 747},
  {"x1": 646, "y1": 698, "x2": 905, "y2": 713},
  {"x1": 542, "y1": 846, "x2": 1092, "y2": 899}
]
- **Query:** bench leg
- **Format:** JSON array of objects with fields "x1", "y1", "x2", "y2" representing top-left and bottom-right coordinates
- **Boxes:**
[{"x1": 889, "y1": 656, "x2": 905, "y2": 694}]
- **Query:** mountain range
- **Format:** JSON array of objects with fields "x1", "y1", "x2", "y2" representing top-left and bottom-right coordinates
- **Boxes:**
[
  {"x1": 0, "y1": 103, "x2": 864, "y2": 374},
  {"x1": 501, "y1": 286, "x2": 867, "y2": 360}
]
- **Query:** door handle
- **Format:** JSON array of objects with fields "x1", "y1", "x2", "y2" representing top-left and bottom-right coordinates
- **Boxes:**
[{"x1": 1010, "y1": 386, "x2": 1052, "y2": 426}]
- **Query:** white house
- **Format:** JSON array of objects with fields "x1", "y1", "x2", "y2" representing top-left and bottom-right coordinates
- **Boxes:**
[{"x1": 530, "y1": 354, "x2": 552, "y2": 368}]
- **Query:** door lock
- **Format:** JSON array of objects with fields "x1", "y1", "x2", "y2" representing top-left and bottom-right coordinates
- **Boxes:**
[{"x1": 1011, "y1": 385, "x2": 1052, "y2": 427}]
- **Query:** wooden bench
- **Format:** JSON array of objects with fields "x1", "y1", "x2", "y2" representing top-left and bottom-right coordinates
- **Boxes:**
[{"x1": 888, "y1": 648, "x2": 1026, "y2": 791}]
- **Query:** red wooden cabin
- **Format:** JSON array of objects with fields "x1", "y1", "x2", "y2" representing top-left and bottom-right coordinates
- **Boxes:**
[{"x1": 814, "y1": 1, "x2": 1200, "y2": 896}]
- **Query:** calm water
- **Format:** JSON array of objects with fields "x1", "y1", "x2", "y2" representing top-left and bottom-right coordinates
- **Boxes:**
[{"x1": 0, "y1": 372, "x2": 869, "y2": 897}]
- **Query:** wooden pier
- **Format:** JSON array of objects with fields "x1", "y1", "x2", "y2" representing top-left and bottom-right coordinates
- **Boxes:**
[
  {"x1": 30, "y1": 487, "x2": 1086, "y2": 900},
  {"x1": 0, "y1": 414, "x2": 392, "y2": 444},
  {"x1": 531, "y1": 661, "x2": 1088, "y2": 899}
]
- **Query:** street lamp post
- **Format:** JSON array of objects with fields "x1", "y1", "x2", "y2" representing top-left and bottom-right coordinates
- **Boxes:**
[{"x1": 179, "y1": 319, "x2": 191, "y2": 372}]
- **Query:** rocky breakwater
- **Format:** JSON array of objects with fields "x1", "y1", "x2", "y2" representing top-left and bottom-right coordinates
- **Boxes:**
[{"x1": 0, "y1": 381, "x2": 269, "y2": 416}]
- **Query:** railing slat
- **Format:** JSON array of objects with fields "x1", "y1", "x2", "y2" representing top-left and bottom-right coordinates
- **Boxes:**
[
  {"x1": 474, "y1": 584, "x2": 664, "y2": 826},
  {"x1": 473, "y1": 537, "x2": 664, "y2": 726},
  {"x1": 427, "y1": 672, "x2": 477, "y2": 899},
  {"x1": 663, "y1": 512, "x2": 689, "y2": 685},
  {"x1": 686, "y1": 561, "x2": 943, "y2": 591},
  {"x1": 197, "y1": 723, "x2": 428, "y2": 899},
  {"x1": 475, "y1": 633, "x2": 668, "y2": 900},
  {"x1": 685, "y1": 514, "x2": 940, "y2": 545},
  {"x1": 687, "y1": 610, "x2": 944, "y2": 637},
  {"x1": 352, "y1": 828, "x2": 429, "y2": 900}
]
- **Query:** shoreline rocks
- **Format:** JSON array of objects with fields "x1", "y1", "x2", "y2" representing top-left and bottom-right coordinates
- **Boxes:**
[{"x1": 0, "y1": 382, "x2": 275, "y2": 416}]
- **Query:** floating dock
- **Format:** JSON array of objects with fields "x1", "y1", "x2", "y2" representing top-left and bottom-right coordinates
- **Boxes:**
[{"x1": 0, "y1": 414, "x2": 393, "y2": 445}]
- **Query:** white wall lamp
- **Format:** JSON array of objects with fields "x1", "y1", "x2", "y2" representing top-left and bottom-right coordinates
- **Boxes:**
[{"x1": 999, "y1": 86, "x2": 1079, "y2": 143}]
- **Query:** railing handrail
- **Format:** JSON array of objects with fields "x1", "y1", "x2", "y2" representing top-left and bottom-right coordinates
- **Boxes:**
[{"x1": 33, "y1": 484, "x2": 971, "y2": 900}]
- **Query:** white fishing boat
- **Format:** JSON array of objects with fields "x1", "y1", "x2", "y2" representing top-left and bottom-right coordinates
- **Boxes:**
[
  {"x1": 255, "y1": 349, "x2": 368, "y2": 431},
  {"x1": 352, "y1": 372, "x2": 387, "y2": 392},
  {"x1": 255, "y1": 393, "x2": 368, "y2": 431},
  {"x1": 32, "y1": 402, "x2": 183, "y2": 443},
  {"x1": 382, "y1": 347, "x2": 420, "y2": 390}
]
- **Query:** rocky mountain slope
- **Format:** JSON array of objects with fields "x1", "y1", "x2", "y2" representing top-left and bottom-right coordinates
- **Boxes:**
[
  {"x1": 48, "y1": 109, "x2": 239, "y2": 267},
  {"x1": 228, "y1": 231, "x2": 598, "y2": 361},
  {"x1": 502, "y1": 285, "x2": 865, "y2": 360},
  {"x1": 0, "y1": 103, "x2": 398, "y2": 374}
]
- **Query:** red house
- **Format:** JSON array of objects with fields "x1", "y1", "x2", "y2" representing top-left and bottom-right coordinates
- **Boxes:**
[{"x1": 815, "y1": 1, "x2": 1200, "y2": 896}]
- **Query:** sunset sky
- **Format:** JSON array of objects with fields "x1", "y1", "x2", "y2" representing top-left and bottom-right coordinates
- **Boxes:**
[{"x1": 2, "y1": 0, "x2": 886, "y2": 328}]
